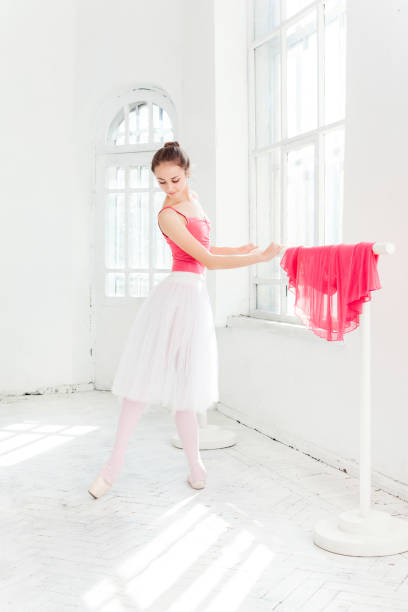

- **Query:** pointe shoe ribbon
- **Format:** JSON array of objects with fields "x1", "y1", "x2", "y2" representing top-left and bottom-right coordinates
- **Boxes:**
[{"x1": 88, "y1": 474, "x2": 112, "y2": 499}]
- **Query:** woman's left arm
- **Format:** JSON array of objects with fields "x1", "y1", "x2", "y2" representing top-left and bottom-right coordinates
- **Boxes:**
[{"x1": 209, "y1": 243, "x2": 258, "y2": 255}]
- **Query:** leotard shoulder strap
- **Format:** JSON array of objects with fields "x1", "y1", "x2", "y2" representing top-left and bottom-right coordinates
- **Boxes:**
[
  {"x1": 157, "y1": 206, "x2": 189, "y2": 238},
  {"x1": 157, "y1": 206, "x2": 188, "y2": 222}
]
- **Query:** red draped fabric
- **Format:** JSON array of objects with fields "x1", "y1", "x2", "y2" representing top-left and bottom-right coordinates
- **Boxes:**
[{"x1": 279, "y1": 242, "x2": 382, "y2": 341}]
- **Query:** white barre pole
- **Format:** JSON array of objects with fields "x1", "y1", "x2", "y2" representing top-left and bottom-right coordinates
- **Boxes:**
[
  {"x1": 278, "y1": 240, "x2": 395, "y2": 258},
  {"x1": 279, "y1": 241, "x2": 407, "y2": 556}
]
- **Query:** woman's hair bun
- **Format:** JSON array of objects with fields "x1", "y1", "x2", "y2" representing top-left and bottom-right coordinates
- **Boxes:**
[{"x1": 151, "y1": 141, "x2": 189, "y2": 173}]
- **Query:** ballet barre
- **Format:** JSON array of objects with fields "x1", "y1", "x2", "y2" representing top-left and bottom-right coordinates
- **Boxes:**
[
  {"x1": 278, "y1": 240, "x2": 395, "y2": 257},
  {"x1": 279, "y1": 241, "x2": 407, "y2": 556}
]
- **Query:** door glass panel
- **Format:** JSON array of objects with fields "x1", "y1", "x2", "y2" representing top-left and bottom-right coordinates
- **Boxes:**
[
  {"x1": 129, "y1": 273, "x2": 149, "y2": 298},
  {"x1": 129, "y1": 103, "x2": 149, "y2": 144},
  {"x1": 128, "y1": 193, "x2": 149, "y2": 269},
  {"x1": 129, "y1": 165, "x2": 149, "y2": 189},
  {"x1": 105, "y1": 193, "x2": 125, "y2": 268},
  {"x1": 106, "y1": 272, "x2": 125, "y2": 297},
  {"x1": 107, "y1": 108, "x2": 125, "y2": 145},
  {"x1": 152, "y1": 104, "x2": 174, "y2": 144},
  {"x1": 106, "y1": 166, "x2": 125, "y2": 189}
]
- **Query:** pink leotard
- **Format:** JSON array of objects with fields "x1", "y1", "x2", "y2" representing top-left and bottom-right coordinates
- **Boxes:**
[{"x1": 157, "y1": 206, "x2": 211, "y2": 274}]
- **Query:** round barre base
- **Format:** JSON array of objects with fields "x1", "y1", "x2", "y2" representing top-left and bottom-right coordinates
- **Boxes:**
[
  {"x1": 313, "y1": 508, "x2": 408, "y2": 556},
  {"x1": 171, "y1": 424, "x2": 237, "y2": 450}
]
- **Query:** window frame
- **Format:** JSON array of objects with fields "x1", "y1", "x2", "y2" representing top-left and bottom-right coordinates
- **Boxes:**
[{"x1": 247, "y1": 0, "x2": 346, "y2": 324}]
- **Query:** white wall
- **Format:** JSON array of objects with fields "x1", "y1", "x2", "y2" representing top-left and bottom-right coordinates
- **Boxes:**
[
  {"x1": 213, "y1": 0, "x2": 251, "y2": 326},
  {"x1": 343, "y1": 0, "x2": 408, "y2": 485},
  {"x1": 0, "y1": 0, "x2": 215, "y2": 394},
  {"x1": 182, "y1": 0, "x2": 217, "y2": 306},
  {"x1": 216, "y1": 0, "x2": 408, "y2": 495},
  {"x1": 0, "y1": 0, "x2": 80, "y2": 393}
]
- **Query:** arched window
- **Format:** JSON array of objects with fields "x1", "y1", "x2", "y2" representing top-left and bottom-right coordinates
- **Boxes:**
[
  {"x1": 95, "y1": 87, "x2": 177, "y2": 301},
  {"x1": 107, "y1": 102, "x2": 173, "y2": 146}
]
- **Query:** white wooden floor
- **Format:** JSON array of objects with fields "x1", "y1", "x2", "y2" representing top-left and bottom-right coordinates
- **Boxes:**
[{"x1": 1, "y1": 390, "x2": 408, "y2": 611}]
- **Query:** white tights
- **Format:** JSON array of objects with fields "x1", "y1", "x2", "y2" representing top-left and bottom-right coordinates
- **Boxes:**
[{"x1": 100, "y1": 397, "x2": 206, "y2": 485}]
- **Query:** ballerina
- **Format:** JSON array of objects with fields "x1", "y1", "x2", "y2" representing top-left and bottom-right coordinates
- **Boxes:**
[{"x1": 88, "y1": 141, "x2": 283, "y2": 498}]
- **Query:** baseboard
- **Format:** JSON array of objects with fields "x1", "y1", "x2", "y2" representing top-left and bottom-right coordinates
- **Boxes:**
[{"x1": 216, "y1": 401, "x2": 408, "y2": 505}]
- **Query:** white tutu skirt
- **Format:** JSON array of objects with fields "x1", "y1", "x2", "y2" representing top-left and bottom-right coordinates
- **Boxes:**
[{"x1": 111, "y1": 271, "x2": 219, "y2": 415}]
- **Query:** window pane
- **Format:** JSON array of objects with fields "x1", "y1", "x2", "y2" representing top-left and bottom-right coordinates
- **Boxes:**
[
  {"x1": 129, "y1": 273, "x2": 149, "y2": 298},
  {"x1": 285, "y1": 0, "x2": 313, "y2": 20},
  {"x1": 106, "y1": 272, "x2": 125, "y2": 297},
  {"x1": 153, "y1": 191, "x2": 172, "y2": 269},
  {"x1": 286, "y1": 144, "x2": 315, "y2": 246},
  {"x1": 105, "y1": 194, "x2": 125, "y2": 268},
  {"x1": 256, "y1": 284, "x2": 281, "y2": 313},
  {"x1": 128, "y1": 193, "x2": 149, "y2": 268},
  {"x1": 255, "y1": 35, "x2": 281, "y2": 147},
  {"x1": 255, "y1": 150, "x2": 281, "y2": 280},
  {"x1": 324, "y1": 0, "x2": 346, "y2": 124},
  {"x1": 287, "y1": 11, "x2": 317, "y2": 138},
  {"x1": 129, "y1": 165, "x2": 149, "y2": 189},
  {"x1": 324, "y1": 128, "x2": 344, "y2": 244},
  {"x1": 253, "y1": 0, "x2": 280, "y2": 39},
  {"x1": 129, "y1": 103, "x2": 149, "y2": 144},
  {"x1": 106, "y1": 166, "x2": 125, "y2": 190},
  {"x1": 153, "y1": 104, "x2": 174, "y2": 144},
  {"x1": 107, "y1": 98, "x2": 174, "y2": 148},
  {"x1": 107, "y1": 108, "x2": 125, "y2": 145}
]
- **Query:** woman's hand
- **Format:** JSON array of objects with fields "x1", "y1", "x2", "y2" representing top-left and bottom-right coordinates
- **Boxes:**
[
  {"x1": 236, "y1": 242, "x2": 259, "y2": 254},
  {"x1": 254, "y1": 242, "x2": 284, "y2": 262}
]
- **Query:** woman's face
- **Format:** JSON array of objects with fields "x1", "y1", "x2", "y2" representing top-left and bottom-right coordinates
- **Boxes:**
[{"x1": 154, "y1": 162, "x2": 189, "y2": 198}]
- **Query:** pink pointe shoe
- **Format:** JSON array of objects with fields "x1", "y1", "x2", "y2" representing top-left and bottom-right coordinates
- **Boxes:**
[
  {"x1": 88, "y1": 474, "x2": 112, "y2": 499},
  {"x1": 187, "y1": 475, "x2": 206, "y2": 490}
]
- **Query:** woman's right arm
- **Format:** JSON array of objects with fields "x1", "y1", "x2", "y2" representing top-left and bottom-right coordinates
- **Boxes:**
[
  {"x1": 158, "y1": 209, "x2": 284, "y2": 270},
  {"x1": 208, "y1": 251, "x2": 262, "y2": 270},
  {"x1": 208, "y1": 243, "x2": 283, "y2": 269}
]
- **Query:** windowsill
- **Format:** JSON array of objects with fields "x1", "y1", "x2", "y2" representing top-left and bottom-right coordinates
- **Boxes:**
[
  {"x1": 225, "y1": 314, "x2": 348, "y2": 347},
  {"x1": 225, "y1": 314, "x2": 315, "y2": 339},
  {"x1": 226, "y1": 314, "x2": 310, "y2": 335}
]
